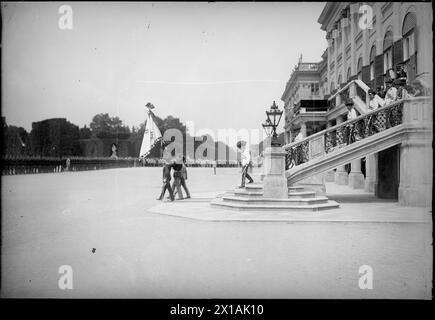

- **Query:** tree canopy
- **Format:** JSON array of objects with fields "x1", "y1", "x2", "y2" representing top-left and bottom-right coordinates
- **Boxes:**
[{"x1": 89, "y1": 113, "x2": 131, "y2": 139}]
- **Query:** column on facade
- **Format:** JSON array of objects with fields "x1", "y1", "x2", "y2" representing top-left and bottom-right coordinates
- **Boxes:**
[
  {"x1": 364, "y1": 153, "x2": 377, "y2": 193},
  {"x1": 375, "y1": 3, "x2": 382, "y2": 54},
  {"x1": 334, "y1": 115, "x2": 348, "y2": 185},
  {"x1": 416, "y1": 4, "x2": 433, "y2": 85},
  {"x1": 349, "y1": 5, "x2": 356, "y2": 76},
  {"x1": 300, "y1": 121, "x2": 307, "y2": 138},
  {"x1": 399, "y1": 136, "x2": 432, "y2": 207},
  {"x1": 325, "y1": 120, "x2": 335, "y2": 182},
  {"x1": 348, "y1": 158, "x2": 365, "y2": 189},
  {"x1": 334, "y1": 25, "x2": 338, "y2": 90},
  {"x1": 340, "y1": 12, "x2": 346, "y2": 86}
]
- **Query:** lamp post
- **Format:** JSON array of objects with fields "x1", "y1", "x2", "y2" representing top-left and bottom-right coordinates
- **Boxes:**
[
  {"x1": 263, "y1": 101, "x2": 283, "y2": 147},
  {"x1": 261, "y1": 101, "x2": 288, "y2": 199}
]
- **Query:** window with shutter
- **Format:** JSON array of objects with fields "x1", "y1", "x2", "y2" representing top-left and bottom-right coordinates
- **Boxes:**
[
  {"x1": 375, "y1": 54, "x2": 384, "y2": 77},
  {"x1": 357, "y1": 57, "x2": 363, "y2": 80},
  {"x1": 361, "y1": 65, "x2": 370, "y2": 85},
  {"x1": 393, "y1": 39, "x2": 403, "y2": 66}
]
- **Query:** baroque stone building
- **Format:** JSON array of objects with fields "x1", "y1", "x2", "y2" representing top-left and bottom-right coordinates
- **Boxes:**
[{"x1": 282, "y1": 2, "x2": 432, "y2": 206}]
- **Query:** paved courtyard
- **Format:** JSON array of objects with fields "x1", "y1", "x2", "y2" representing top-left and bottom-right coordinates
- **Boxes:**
[{"x1": 1, "y1": 167, "x2": 432, "y2": 299}]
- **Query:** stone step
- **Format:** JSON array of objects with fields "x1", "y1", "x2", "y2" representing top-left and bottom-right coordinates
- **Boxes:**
[
  {"x1": 233, "y1": 189, "x2": 317, "y2": 199},
  {"x1": 244, "y1": 184, "x2": 305, "y2": 193},
  {"x1": 221, "y1": 195, "x2": 329, "y2": 206},
  {"x1": 210, "y1": 198, "x2": 340, "y2": 211}
]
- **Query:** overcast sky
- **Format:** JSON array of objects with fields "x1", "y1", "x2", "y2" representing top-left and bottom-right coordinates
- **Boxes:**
[{"x1": 2, "y1": 2, "x2": 326, "y2": 143}]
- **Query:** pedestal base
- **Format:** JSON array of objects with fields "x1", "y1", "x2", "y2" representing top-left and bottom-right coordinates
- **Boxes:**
[
  {"x1": 263, "y1": 176, "x2": 288, "y2": 199},
  {"x1": 262, "y1": 147, "x2": 288, "y2": 199},
  {"x1": 348, "y1": 172, "x2": 365, "y2": 189},
  {"x1": 325, "y1": 170, "x2": 335, "y2": 182},
  {"x1": 335, "y1": 171, "x2": 348, "y2": 185},
  {"x1": 399, "y1": 185, "x2": 432, "y2": 207},
  {"x1": 364, "y1": 177, "x2": 376, "y2": 193}
]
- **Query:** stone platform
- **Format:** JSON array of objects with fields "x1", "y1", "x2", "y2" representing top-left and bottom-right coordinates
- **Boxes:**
[{"x1": 210, "y1": 183, "x2": 339, "y2": 211}]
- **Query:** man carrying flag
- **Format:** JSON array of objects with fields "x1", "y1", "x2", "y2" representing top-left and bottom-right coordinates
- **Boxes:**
[{"x1": 139, "y1": 102, "x2": 163, "y2": 159}]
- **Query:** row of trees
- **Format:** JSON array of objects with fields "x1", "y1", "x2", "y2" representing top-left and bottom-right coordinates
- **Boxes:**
[{"x1": 2, "y1": 113, "x2": 198, "y2": 158}]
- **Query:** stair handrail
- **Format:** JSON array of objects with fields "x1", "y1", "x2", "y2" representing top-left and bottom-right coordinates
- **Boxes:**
[
  {"x1": 283, "y1": 98, "x2": 415, "y2": 169},
  {"x1": 328, "y1": 79, "x2": 369, "y2": 102}
]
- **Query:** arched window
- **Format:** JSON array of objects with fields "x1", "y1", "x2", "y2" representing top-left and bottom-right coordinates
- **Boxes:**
[
  {"x1": 357, "y1": 57, "x2": 363, "y2": 80},
  {"x1": 402, "y1": 12, "x2": 416, "y2": 61},
  {"x1": 346, "y1": 67, "x2": 352, "y2": 82},
  {"x1": 369, "y1": 46, "x2": 376, "y2": 80},
  {"x1": 383, "y1": 30, "x2": 394, "y2": 73}
]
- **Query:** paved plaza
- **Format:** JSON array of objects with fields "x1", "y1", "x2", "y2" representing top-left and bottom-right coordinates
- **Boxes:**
[{"x1": 1, "y1": 167, "x2": 432, "y2": 299}]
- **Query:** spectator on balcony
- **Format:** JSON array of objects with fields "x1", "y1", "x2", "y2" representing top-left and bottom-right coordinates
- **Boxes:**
[
  {"x1": 376, "y1": 86, "x2": 386, "y2": 99},
  {"x1": 345, "y1": 99, "x2": 358, "y2": 144},
  {"x1": 346, "y1": 99, "x2": 358, "y2": 120},
  {"x1": 410, "y1": 79, "x2": 429, "y2": 97},
  {"x1": 394, "y1": 79, "x2": 410, "y2": 100},
  {"x1": 368, "y1": 89, "x2": 385, "y2": 110},
  {"x1": 384, "y1": 79, "x2": 398, "y2": 106},
  {"x1": 294, "y1": 130, "x2": 303, "y2": 143}
]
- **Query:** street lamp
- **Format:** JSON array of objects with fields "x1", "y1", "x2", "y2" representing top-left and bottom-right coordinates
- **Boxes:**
[
  {"x1": 263, "y1": 100, "x2": 283, "y2": 147},
  {"x1": 262, "y1": 118, "x2": 273, "y2": 137}
]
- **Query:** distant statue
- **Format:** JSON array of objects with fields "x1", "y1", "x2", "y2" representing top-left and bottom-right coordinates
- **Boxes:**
[
  {"x1": 110, "y1": 143, "x2": 118, "y2": 159},
  {"x1": 65, "y1": 158, "x2": 71, "y2": 171}
]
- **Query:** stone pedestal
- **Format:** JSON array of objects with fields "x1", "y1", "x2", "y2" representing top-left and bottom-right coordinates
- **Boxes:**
[
  {"x1": 325, "y1": 170, "x2": 335, "y2": 182},
  {"x1": 398, "y1": 139, "x2": 432, "y2": 207},
  {"x1": 262, "y1": 147, "x2": 288, "y2": 199},
  {"x1": 335, "y1": 166, "x2": 348, "y2": 185},
  {"x1": 348, "y1": 159, "x2": 365, "y2": 189},
  {"x1": 364, "y1": 154, "x2": 377, "y2": 193}
]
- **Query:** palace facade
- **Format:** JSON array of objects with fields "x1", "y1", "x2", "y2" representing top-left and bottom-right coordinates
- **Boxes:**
[{"x1": 281, "y1": 2, "x2": 432, "y2": 206}]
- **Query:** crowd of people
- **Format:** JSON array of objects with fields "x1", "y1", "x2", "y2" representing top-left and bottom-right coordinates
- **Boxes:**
[{"x1": 370, "y1": 76, "x2": 429, "y2": 110}]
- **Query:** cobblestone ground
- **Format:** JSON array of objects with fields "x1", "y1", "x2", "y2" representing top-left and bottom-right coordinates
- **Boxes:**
[{"x1": 1, "y1": 167, "x2": 432, "y2": 298}]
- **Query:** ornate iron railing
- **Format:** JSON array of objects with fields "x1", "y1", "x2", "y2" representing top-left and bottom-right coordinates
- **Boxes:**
[{"x1": 284, "y1": 99, "x2": 405, "y2": 169}]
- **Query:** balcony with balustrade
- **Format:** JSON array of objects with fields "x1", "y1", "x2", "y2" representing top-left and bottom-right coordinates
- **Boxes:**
[{"x1": 283, "y1": 96, "x2": 432, "y2": 207}]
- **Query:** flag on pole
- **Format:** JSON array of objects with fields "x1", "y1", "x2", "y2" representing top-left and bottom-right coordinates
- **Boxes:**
[{"x1": 139, "y1": 103, "x2": 162, "y2": 158}]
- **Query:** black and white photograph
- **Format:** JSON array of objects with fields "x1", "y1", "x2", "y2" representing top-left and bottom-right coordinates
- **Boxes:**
[{"x1": 1, "y1": 0, "x2": 433, "y2": 308}]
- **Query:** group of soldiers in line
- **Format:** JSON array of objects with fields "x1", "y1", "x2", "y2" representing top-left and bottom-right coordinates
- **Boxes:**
[
  {"x1": 157, "y1": 141, "x2": 256, "y2": 201},
  {"x1": 157, "y1": 155, "x2": 191, "y2": 201}
]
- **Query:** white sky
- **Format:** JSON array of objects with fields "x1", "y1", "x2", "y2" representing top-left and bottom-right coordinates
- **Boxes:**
[{"x1": 2, "y1": 1, "x2": 327, "y2": 143}]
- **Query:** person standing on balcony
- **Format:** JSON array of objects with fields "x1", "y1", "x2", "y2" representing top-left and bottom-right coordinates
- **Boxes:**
[
  {"x1": 395, "y1": 79, "x2": 411, "y2": 99},
  {"x1": 294, "y1": 130, "x2": 303, "y2": 142},
  {"x1": 237, "y1": 140, "x2": 254, "y2": 188},
  {"x1": 368, "y1": 89, "x2": 385, "y2": 110},
  {"x1": 367, "y1": 89, "x2": 385, "y2": 134},
  {"x1": 384, "y1": 79, "x2": 398, "y2": 106},
  {"x1": 345, "y1": 99, "x2": 358, "y2": 144}
]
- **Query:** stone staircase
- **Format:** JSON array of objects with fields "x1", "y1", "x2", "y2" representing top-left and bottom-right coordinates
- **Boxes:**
[{"x1": 210, "y1": 183, "x2": 339, "y2": 211}]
